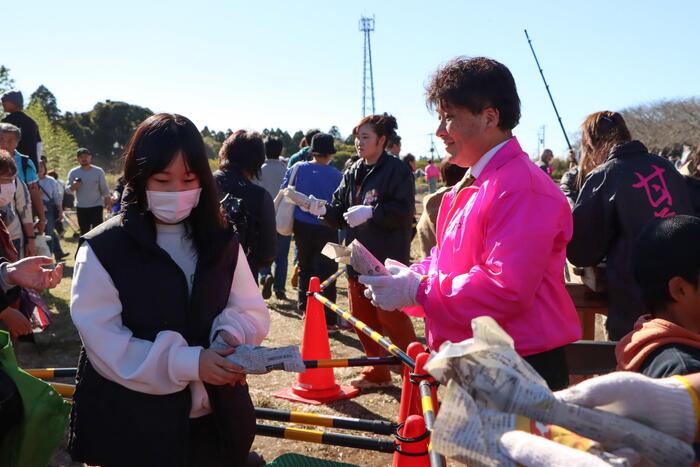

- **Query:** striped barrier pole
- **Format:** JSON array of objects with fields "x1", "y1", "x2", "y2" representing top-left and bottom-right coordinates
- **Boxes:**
[
  {"x1": 312, "y1": 293, "x2": 417, "y2": 369},
  {"x1": 256, "y1": 423, "x2": 396, "y2": 453},
  {"x1": 304, "y1": 356, "x2": 400, "y2": 369},
  {"x1": 25, "y1": 368, "x2": 77, "y2": 379},
  {"x1": 50, "y1": 382, "x2": 75, "y2": 398},
  {"x1": 26, "y1": 356, "x2": 401, "y2": 380},
  {"x1": 255, "y1": 407, "x2": 397, "y2": 435},
  {"x1": 418, "y1": 380, "x2": 444, "y2": 467},
  {"x1": 319, "y1": 266, "x2": 347, "y2": 291}
]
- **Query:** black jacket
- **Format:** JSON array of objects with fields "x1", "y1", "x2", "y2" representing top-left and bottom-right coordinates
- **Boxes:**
[
  {"x1": 640, "y1": 344, "x2": 700, "y2": 378},
  {"x1": 69, "y1": 205, "x2": 255, "y2": 467},
  {"x1": 214, "y1": 167, "x2": 276, "y2": 276},
  {"x1": 322, "y1": 153, "x2": 415, "y2": 275},
  {"x1": 567, "y1": 141, "x2": 693, "y2": 339}
]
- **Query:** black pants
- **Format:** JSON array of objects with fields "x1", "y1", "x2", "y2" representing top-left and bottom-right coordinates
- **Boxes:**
[
  {"x1": 293, "y1": 219, "x2": 338, "y2": 325},
  {"x1": 523, "y1": 345, "x2": 569, "y2": 390},
  {"x1": 76, "y1": 206, "x2": 104, "y2": 236}
]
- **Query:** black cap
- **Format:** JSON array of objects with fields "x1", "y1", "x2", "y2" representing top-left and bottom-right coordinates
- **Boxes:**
[{"x1": 310, "y1": 133, "x2": 336, "y2": 155}]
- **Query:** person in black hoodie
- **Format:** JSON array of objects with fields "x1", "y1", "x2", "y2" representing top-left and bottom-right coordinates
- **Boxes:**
[
  {"x1": 214, "y1": 130, "x2": 276, "y2": 282},
  {"x1": 567, "y1": 111, "x2": 693, "y2": 340},
  {"x1": 303, "y1": 113, "x2": 417, "y2": 388}
]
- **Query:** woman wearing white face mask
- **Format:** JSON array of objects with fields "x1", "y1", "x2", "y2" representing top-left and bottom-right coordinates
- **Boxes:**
[{"x1": 68, "y1": 113, "x2": 270, "y2": 466}]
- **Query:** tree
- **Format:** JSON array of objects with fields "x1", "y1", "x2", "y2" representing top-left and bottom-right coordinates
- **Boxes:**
[
  {"x1": 328, "y1": 125, "x2": 342, "y2": 141},
  {"x1": 0, "y1": 65, "x2": 14, "y2": 95},
  {"x1": 29, "y1": 85, "x2": 60, "y2": 123},
  {"x1": 621, "y1": 97, "x2": 700, "y2": 156},
  {"x1": 25, "y1": 101, "x2": 79, "y2": 175},
  {"x1": 60, "y1": 100, "x2": 152, "y2": 168},
  {"x1": 0, "y1": 65, "x2": 15, "y2": 119}
]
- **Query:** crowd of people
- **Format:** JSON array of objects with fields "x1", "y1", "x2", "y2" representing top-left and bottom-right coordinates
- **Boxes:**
[{"x1": 0, "y1": 53, "x2": 700, "y2": 465}]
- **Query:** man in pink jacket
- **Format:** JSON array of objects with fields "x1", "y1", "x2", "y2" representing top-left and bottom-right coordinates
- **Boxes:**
[{"x1": 360, "y1": 57, "x2": 580, "y2": 389}]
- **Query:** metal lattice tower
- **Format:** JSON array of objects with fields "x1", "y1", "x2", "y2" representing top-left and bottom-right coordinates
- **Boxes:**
[{"x1": 359, "y1": 15, "x2": 375, "y2": 116}]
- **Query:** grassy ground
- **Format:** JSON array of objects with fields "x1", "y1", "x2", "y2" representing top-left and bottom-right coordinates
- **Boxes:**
[{"x1": 16, "y1": 201, "x2": 429, "y2": 467}]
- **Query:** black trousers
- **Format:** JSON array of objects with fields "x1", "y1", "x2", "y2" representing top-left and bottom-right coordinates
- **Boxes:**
[
  {"x1": 76, "y1": 206, "x2": 104, "y2": 236},
  {"x1": 523, "y1": 345, "x2": 569, "y2": 390},
  {"x1": 293, "y1": 219, "x2": 338, "y2": 324}
]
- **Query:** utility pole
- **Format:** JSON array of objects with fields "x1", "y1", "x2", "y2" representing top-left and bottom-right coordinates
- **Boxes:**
[
  {"x1": 359, "y1": 15, "x2": 375, "y2": 116},
  {"x1": 537, "y1": 125, "x2": 546, "y2": 155},
  {"x1": 426, "y1": 133, "x2": 440, "y2": 160}
]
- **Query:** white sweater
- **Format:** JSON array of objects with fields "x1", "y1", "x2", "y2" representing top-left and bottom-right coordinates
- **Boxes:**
[{"x1": 70, "y1": 223, "x2": 270, "y2": 417}]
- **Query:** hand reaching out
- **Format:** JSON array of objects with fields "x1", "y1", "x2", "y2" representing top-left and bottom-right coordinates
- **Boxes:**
[{"x1": 5, "y1": 256, "x2": 64, "y2": 291}]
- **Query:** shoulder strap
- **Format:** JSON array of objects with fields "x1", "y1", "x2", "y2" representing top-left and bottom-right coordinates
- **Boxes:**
[
  {"x1": 38, "y1": 181, "x2": 52, "y2": 200},
  {"x1": 289, "y1": 162, "x2": 301, "y2": 187}
]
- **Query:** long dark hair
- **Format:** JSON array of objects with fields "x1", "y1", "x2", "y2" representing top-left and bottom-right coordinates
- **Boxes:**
[
  {"x1": 121, "y1": 113, "x2": 226, "y2": 253},
  {"x1": 577, "y1": 111, "x2": 631, "y2": 187}
]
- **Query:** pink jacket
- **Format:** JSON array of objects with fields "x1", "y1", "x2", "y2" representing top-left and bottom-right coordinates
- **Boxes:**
[
  {"x1": 409, "y1": 138, "x2": 580, "y2": 355},
  {"x1": 425, "y1": 163, "x2": 440, "y2": 181}
]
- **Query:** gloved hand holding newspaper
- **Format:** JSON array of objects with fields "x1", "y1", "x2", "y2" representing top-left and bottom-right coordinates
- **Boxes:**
[{"x1": 424, "y1": 316, "x2": 695, "y2": 466}]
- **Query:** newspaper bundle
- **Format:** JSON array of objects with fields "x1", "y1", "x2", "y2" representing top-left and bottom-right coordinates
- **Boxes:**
[
  {"x1": 210, "y1": 342, "x2": 306, "y2": 374},
  {"x1": 321, "y1": 239, "x2": 389, "y2": 276},
  {"x1": 424, "y1": 317, "x2": 695, "y2": 466}
]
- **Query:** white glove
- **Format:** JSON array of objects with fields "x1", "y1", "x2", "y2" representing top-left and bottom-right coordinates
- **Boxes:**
[
  {"x1": 499, "y1": 431, "x2": 622, "y2": 467},
  {"x1": 343, "y1": 205, "x2": 373, "y2": 228},
  {"x1": 297, "y1": 194, "x2": 326, "y2": 217},
  {"x1": 555, "y1": 372, "x2": 697, "y2": 443},
  {"x1": 358, "y1": 259, "x2": 422, "y2": 310}
]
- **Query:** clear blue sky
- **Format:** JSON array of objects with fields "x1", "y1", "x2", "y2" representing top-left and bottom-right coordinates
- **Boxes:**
[{"x1": 5, "y1": 1, "x2": 699, "y2": 159}]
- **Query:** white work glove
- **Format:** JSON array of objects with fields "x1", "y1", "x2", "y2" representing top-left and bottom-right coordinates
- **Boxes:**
[
  {"x1": 555, "y1": 372, "x2": 698, "y2": 443},
  {"x1": 358, "y1": 259, "x2": 422, "y2": 310},
  {"x1": 297, "y1": 194, "x2": 326, "y2": 217},
  {"x1": 343, "y1": 205, "x2": 373, "y2": 228},
  {"x1": 499, "y1": 431, "x2": 632, "y2": 467}
]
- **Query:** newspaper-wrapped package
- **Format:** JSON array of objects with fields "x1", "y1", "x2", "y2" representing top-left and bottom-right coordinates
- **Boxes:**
[
  {"x1": 425, "y1": 317, "x2": 694, "y2": 467},
  {"x1": 283, "y1": 187, "x2": 324, "y2": 211},
  {"x1": 210, "y1": 342, "x2": 305, "y2": 374},
  {"x1": 322, "y1": 239, "x2": 389, "y2": 276}
]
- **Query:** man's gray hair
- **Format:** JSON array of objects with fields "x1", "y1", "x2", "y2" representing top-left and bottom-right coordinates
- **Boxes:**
[{"x1": 0, "y1": 122, "x2": 21, "y2": 141}]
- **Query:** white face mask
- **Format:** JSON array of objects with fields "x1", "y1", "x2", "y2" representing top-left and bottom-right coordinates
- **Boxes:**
[
  {"x1": 0, "y1": 182, "x2": 16, "y2": 207},
  {"x1": 146, "y1": 188, "x2": 202, "y2": 224}
]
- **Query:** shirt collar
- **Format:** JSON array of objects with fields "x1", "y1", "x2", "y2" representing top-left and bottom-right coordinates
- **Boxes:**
[{"x1": 467, "y1": 138, "x2": 512, "y2": 179}]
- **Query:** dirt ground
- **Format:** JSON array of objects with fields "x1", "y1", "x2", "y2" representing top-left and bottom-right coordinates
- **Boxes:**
[{"x1": 16, "y1": 198, "x2": 430, "y2": 467}]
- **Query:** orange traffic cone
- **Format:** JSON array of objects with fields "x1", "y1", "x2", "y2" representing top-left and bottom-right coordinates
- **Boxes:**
[
  {"x1": 398, "y1": 342, "x2": 426, "y2": 424},
  {"x1": 393, "y1": 414, "x2": 430, "y2": 467},
  {"x1": 274, "y1": 276, "x2": 360, "y2": 404}
]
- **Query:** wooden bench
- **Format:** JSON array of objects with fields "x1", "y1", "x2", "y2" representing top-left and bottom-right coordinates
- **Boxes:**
[{"x1": 566, "y1": 283, "x2": 608, "y2": 340}]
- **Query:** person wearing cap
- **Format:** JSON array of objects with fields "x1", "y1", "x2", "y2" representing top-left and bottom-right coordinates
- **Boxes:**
[
  {"x1": 67, "y1": 147, "x2": 111, "y2": 235},
  {"x1": 280, "y1": 133, "x2": 343, "y2": 327},
  {"x1": 287, "y1": 129, "x2": 321, "y2": 168},
  {"x1": 1, "y1": 90, "x2": 42, "y2": 168}
]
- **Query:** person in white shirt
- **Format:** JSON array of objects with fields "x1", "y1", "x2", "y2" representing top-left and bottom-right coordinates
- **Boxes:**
[{"x1": 68, "y1": 113, "x2": 270, "y2": 466}]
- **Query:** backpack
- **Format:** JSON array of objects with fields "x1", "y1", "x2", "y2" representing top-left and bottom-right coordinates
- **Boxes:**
[{"x1": 220, "y1": 193, "x2": 259, "y2": 260}]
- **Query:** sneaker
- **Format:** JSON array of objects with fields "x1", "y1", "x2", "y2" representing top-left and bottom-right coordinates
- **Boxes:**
[
  {"x1": 290, "y1": 264, "x2": 299, "y2": 288},
  {"x1": 350, "y1": 366, "x2": 392, "y2": 389},
  {"x1": 261, "y1": 274, "x2": 274, "y2": 299},
  {"x1": 274, "y1": 289, "x2": 287, "y2": 300}
]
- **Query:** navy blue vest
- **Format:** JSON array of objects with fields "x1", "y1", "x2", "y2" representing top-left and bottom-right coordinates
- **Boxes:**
[{"x1": 68, "y1": 205, "x2": 254, "y2": 466}]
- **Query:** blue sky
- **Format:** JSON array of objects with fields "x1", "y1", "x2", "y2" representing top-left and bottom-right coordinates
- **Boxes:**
[{"x1": 5, "y1": 1, "x2": 699, "y2": 159}]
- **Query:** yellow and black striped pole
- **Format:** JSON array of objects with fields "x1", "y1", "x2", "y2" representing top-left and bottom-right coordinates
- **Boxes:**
[
  {"x1": 419, "y1": 380, "x2": 445, "y2": 467},
  {"x1": 256, "y1": 423, "x2": 395, "y2": 453},
  {"x1": 304, "y1": 356, "x2": 399, "y2": 369},
  {"x1": 25, "y1": 368, "x2": 77, "y2": 379},
  {"x1": 50, "y1": 382, "x2": 75, "y2": 398},
  {"x1": 319, "y1": 266, "x2": 347, "y2": 291},
  {"x1": 313, "y1": 293, "x2": 416, "y2": 369},
  {"x1": 255, "y1": 407, "x2": 396, "y2": 435}
]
